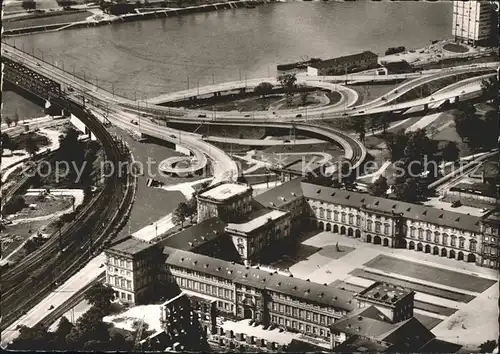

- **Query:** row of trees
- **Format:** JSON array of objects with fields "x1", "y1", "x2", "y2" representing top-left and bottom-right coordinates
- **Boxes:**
[
  {"x1": 352, "y1": 111, "x2": 394, "y2": 142},
  {"x1": 453, "y1": 101, "x2": 498, "y2": 152}
]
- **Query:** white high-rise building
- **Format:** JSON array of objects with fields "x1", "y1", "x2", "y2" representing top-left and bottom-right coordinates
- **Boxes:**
[{"x1": 452, "y1": 0, "x2": 494, "y2": 46}]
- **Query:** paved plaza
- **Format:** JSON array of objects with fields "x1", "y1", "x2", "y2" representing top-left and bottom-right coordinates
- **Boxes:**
[{"x1": 280, "y1": 231, "x2": 499, "y2": 347}]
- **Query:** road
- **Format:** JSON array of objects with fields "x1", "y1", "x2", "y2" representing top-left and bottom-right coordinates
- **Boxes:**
[{"x1": 0, "y1": 253, "x2": 105, "y2": 347}]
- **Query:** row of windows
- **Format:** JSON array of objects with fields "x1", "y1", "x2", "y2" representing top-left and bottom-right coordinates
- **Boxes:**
[
  {"x1": 115, "y1": 290, "x2": 133, "y2": 302},
  {"x1": 270, "y1": 302, "x2": 334, "y2": 326},
  {"x1": 270, "y1": 315, "x2": 330, "y2": 338},
  {"x1": 367, "y1": 220, "x2": 390, "y2": 235},
  {"x1": 108, "y1": 275, "x2": 132, "y2": 290},
  {"x1": 408, "y1": 231, "x2": 477, "y2": 251},
  {"x1": 108, "y1": 256, "x2": 133, "y2": 270},
  {"x1": 170, "y1": 266, "x2": 233, "y2": 286},
  {"x1": 108, "y1": 266, "x2": 131, "y2": 277},
  {"x1": 271, "y1": 293, "x2": 346, "y2": 317},
  {"x1": 176, "y1": 276, "x2": 234, "y2": 300}
]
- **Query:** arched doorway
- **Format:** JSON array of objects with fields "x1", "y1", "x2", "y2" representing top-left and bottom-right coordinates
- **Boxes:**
[
  {"x1": 243, "y1": 307, "x2": 253, "y2": 320},
  {"x1": 400, "y1": 239, "x2": 407, "y2": 249},
  {"x1": 383, "y1": 238, "x2": 389, "y2": 247},
  {"x1": 318, "y1": 221, "x2": 324, "y2": 230},
  {"x1": 409, "y1": 241, "x2": 415, "y2": 250},
  {"x1": 425, "y1": 245, "x2": 431, "y2": 253},
  {"x1": 348, "y1": 228, "x2": 353, "y2": 237},
  {"x1": 467, "y1": 253, "x2": 476, "y2": 263},
  {"x1": 457, "y1": 252, "x2": 464, "y2": 261},
  {"x1": 333, "y1": 225, "x2": 339, "y2": 233},
  {"x1": 374, "y1": 236, "x2": 381, "y2": 245},
  {"x1": 340, "y1": 226, "x2": 346, "y2": 235},
  {"x1": 417, "y1": 243, "x2": 423, "y2": 252},
  {"x1": 449, "y1": 250, "x2": 456, "y2": 259},
  {"x1": 326, "y1": 223, "x2": 331, "y2": 232},
  {"x1": 433, "y1": 246, "x2": 439, "y2": 255},
  {"x1": 441, "y1": 248, "x2": 447, "y2": 257},
  {"x1": 366, "y1": 234, "x2": 372, "y2": 243},
  {"x1": 355, "y1": 229, "x2": 361, "y2": 238}
]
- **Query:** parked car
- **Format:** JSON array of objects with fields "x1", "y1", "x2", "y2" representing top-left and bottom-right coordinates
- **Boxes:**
[
  {"x1": 451, "y1": 200, "x2": 462, "y2": 208},
  {"x1": 358, "y1": 110, "x2": 365, "y2": 114}
]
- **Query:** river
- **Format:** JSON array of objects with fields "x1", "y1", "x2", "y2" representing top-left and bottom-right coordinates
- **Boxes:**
[{"x1": 5, "y1": 1, "x2": 451, "y2": 100}]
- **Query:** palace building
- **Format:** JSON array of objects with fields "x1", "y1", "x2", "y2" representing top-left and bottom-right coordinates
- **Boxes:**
[{"x1": 104, "y1": 179, "x2": 495, "y2": 348}]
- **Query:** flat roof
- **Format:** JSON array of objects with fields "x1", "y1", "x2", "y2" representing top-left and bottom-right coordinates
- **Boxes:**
[
  {"x1": 225, "y1": 209, "x2": 288, "y2": 234},
  {"x1": 309, "y1": 51, "x2": 378, "y2": 70},
  {"x1": 107, "y1": 236, "x2": 154, "y2": 256},
  {"x1": 199, "y1": 183, "x2": 250, "y2": 202},
  {"x1": 357, "y1": 282, "x2": 413, "y2": 306}
]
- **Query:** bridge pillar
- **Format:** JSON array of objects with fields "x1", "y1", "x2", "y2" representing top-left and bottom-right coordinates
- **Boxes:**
[
  {"x1": 423, "y1": 103, "x2": 428, "y2": 111},
  {"x1": 455, "y1": 95, "x2": 460, "y2": 103},
  {"x1": 239, "y1": 88, "x2": 246, "y2": 94},
  {"x1": 213, "y1": 92, "x2": 221, "y2": 97}
]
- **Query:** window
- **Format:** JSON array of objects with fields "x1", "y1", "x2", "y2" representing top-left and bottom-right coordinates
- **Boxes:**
[
  {"x1": 280, "y1": 304, "x2": 284, "y2": 313},
  {"x1": 293, "y1": 308, "x2": 298, "y2": 316},
  {"x1": 410, "y1": 227, "x2": 415, "y2": 238},
  {"x1": 286, "y1": 319, "x2": 290, "y2": 327},
  {"x1": 349, "y1": 215, "x2": 354, "y2": 225},
  {"x1": 319, "y1": 208, "x2": 325, "y2": 218},
  {"x1": 470, "y1": 240, "x2": 477, "y2": 252},
  {"x1": 320, "y1": 329, "x2": 325, "y2": 337},
  {"x1": 127, "y1": 294, "x2": 132, "y2": 301},
  {"x1": 384, "y1": 224, "x2": 390, "y2": 235},
  {"x1": 327, "y1": 210, "x2": 332, "y2": 220},
  {"x1": 426, "y1": 230, "x2": 432, "y2": 242},
  {"x1": 272, "y1": 303, "x2": 277, "y2": 311},
  {"x1": 451, "y1": 236, "x2": 457, "y2": 247},
  {"x1": 272, "y1": 315, "x2": 277, "y2": 322},
  {"x1": 126, "y1": 280, "x2": 131, "y2": 290},
  {"x1": 299, "y1": 323, "x2": 304, "y2": 331},
  {"x1": 367, "y1": 220, "x2": 373, "y2": 232},
  {"x1": 286, "y1": 305, "x2": 291, "y2": 315},
  {"x1": 292, "y1": 321, "x2": 297, "y2": 329},
  {"x1": 375, "y1": 222, "x2": 381, "y2": 233},
  {"x1": 306, "y1": 325, "x2": 311, "y2": 333},
  {"x1": 442, "y1": 234, "x2": 448, "y2": 246},
  {"x1": 418, "y1": 228, "x2": 423, "y2": 240},
  {"x1": 341, "y1": 213, "x2": 346, "y2": 223},
  {"x1": 218, "y1": 301, "x2": 223, "y2": 308},
  {"x1": 300, "y1": 310, "x2": 305, "y2": 318},
  {"x1": 313, "y1": 313, "x2": 318, "y2": 322},
  {"x1": 434, "y1": 232, "x2": 440, "y2": 243},
  {"x1": 356, "y1": 215, "x2": 361, "y2": 226},
  {"x1": 334, "y1": 211, "x2": 339, "y2": 221},
  {"x1": 306, "y1": 312, "x2": 311, "y2": 320},
  {"x1": 279, "y1": 317, "x2": 284, "y2": 325},
  {"x1": 459, "y1": 237, "x2": 465, "y2": 249}
]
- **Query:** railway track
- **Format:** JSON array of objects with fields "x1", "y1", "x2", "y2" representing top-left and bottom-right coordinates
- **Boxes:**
[{"x1": 0, "y1": 92, "x2": 136, "y2": 331}]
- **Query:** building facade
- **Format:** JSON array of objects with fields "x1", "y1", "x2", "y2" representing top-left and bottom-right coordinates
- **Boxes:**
[
  {"x1": 196, "y1": 182, "x2": 253, "y2": 223},
  {"x1": 479, "y1": 210, "x2": 500, "y2": 269},
  {"x1": 307, "y1": 51, "x2": 378, "y2": 76},
  {"x1": 225, "y1": 209, "x2": 291, "y2": 265},
  {"x1": 452, "y1": 0, "x2": 495, "y2": 46},
  {"x1": 105, "y1": 237, "x2": 163, "y2": 304}
]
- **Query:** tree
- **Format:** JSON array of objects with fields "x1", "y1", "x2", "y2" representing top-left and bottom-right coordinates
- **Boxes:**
[
  {"x1": 379, "y1": 111, "x2": 394, "y2": 134},
  {"x1": 5, "y1": 116, "x2": 12, "y2": 128},
  {"x1": 277, "y1": 73, "x2": 297, "y2": 90},
  {"x1": 25, "y1": 134, "x2": 40, "y2": 157},
  {"x1": 185, "y1": 197, "x2": 197, "y2": 223},
  {"x1": 479, "y1": 340, "x2": 497, "y2": 353},
  {"x1": 352, "y1": 116, "x2": 366, "y2": 142},
  {"x1": 4, "y1": 195, "x2": 27, "y2": 215},
  {"x1": 369, "y1": 176, "x2": 389, "y2": 197},
  {"x1": 393, "y1": 177, "x2": 423, "y2": 203},
  {"x1": 10, "y1": 324, "x2": 53, "y2": 350},
  {"x1": 1, "y1": 132, "x2": 14, "y2": 153},
  {"x1": 254, "y1": 82, "x2": 274, "y2": 99},
  {"x1": 368, "y1": 114, "x2": 380, "y2": 134},
  {"x1": 172, "y1": 202, "x2": 189, "y2": 228},
  {"x1": 481, "y1": 76, "x2": 499, "y2": 106},
  {"x1": 66, "y1": 306, "x2": 110, "y2": 349},
  {"x1": 13, "y1": 112, "x2": 20, "y2": 126},
  {"x1": 441, "y1": 141, "x2": 459, "y2": 162},
  {"x1": 84, "y1": 283, "x2": 116, "y2": 311},
  {"x1": 21, "y1": 0, "x2": 36, "y2": 10}
]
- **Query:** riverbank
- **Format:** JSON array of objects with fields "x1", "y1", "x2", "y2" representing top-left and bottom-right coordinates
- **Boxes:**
[{"x1": 2, "y1": 0, "x2": 264, "y2": 36}]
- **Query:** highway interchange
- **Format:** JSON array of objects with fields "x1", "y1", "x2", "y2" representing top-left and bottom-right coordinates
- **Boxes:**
[{"x1": 0, "y1": 41, "x2": 498, "y2": 346}]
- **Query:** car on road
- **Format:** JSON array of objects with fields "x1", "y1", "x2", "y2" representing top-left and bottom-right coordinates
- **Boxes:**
[
  {"x1": 284, "y1": 139, "x2": 290, "y2": 143},
  {"x1": 67, "y1": 87, "x2": 74, "y2": 92},
  {"x1": 198, "y1": 114, "x2": 207, "y2": 118},
  {"x1": 295, "y1": 114, "x2": 302, "y2": 118},
  {"x1": 451, "y1": 200, "x2": 462, "y2": 208},
  {"x1": 170, "y1": 134, "x2": 176, "y2": 138},
  {"x1": 36, "y1": 63, "x2": 41, "y2": 67},
  {"x1": 244, "y1": 114, "x2": 251, "y2": 117},
  {"x1": 342, "y1": 113, "x2": 349, "y2": 116},
  {"x1": 358, "y1": 110, "x2": 365, "y2": 114},
  {"x1": 481, "y1": 207, "x2": 490, "y2": 213}
]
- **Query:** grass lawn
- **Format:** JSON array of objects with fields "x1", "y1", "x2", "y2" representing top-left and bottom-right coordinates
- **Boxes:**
[
  {"x1": 364, "y1": 255, "x2": 497, "y2": 293},
  {"x1": 317, "y1": 244, "x2": 355, "y2": 260},
  {"x1": 442, "y1": 43, "x2": 469, "y2": 53},
  {"x1": 10, "y1": 195, "x2": 74, "y2": 220},
  {"x1": 0, "y1": 220, "x2": 51, "y2": 260},
  {"x1": 351, "y1": 269, "x2": 476, "y2": 303},
  {"x1": 348, "y1": 82, "x2": 403, "y2": 105}
]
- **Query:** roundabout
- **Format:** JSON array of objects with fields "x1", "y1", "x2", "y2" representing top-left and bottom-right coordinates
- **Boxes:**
[{"x1": 158, "y1": 156, "x2": 205, "y2": 177}]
